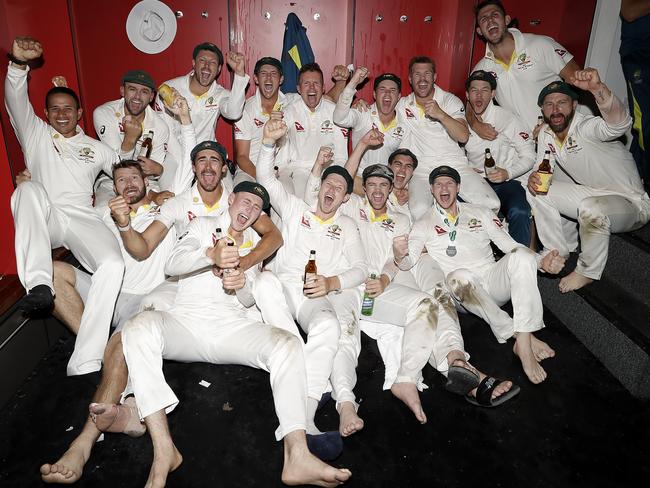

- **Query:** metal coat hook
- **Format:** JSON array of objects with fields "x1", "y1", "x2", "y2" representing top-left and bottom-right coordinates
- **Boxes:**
[
  {"x1": 175, "y1": 10, "x2": 183, "y2": 18},
  {"x1": 264, "y1": 11, "x2": 271, "y2": 20},
  {"x1": 400, "y1": 15, "x2": 408, "y2": 22},
  {"x1": 375, "y1": 14, "x2": 383, "y2": 22},
  {"x1": 201, "y1": 11, "x2": 209, "y2": 19},
  {"x1": 424, "y1": 16, "x2": 432, "y2": 23}
]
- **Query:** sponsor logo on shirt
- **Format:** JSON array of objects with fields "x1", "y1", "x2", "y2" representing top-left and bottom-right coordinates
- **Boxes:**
[
  {"x1": 554, "y1": 49, "x2": 567, "y2": 57},
  {"x1": 326, "y1": 224, "x2": 342, "y2": 240},
  {"x1": 78, "y1": 147, "x2": 96, "y2": 162},
  {"x1": 233, "y1": 124, "x2": 242, "y2": 134},
  {"x1": 435, "y1": 225, "x2": 447, "y2": 235},
  {"x1": 468, "y1": 218, "x2": 483, "y2": 231},
  {"x1": 178, "y1": 230, "x2": 189, "y2": 241},
  {"x1": 300, "y1": 215, "x2": 311, "y2": 228},
  {"x1": 295, "y1": 121, "x2": 305, "y2": 132},
  {"x1": 492, "y1": 218, "x2": 503, "y2": 228},
  {"x1": 253, "y1": 118, "x2": 264, "y2": 128},
  {"x1": 519, "y1": 131, "x2": 530, "y2": 141},
  {"x1": 187, "y1": 211, "x2": 197, "y2": 222},
  {"x1": 405, "y1": 107, "x2": 415, "y2": 119},
  {"x1": 359, "y1": 209, "x2": 369, "y2": 222},
  {"x1": 340, "y1": 128, "x2": 349, "y2": 138},
  {"x1": 99, "y1": 125, "x2": 106, "y2": 135},
  {"x1": 321, "y1": 120, "x2": 333, "y2": 133},
  {"x1": 547, "y1": 143, "x2": 557, "y2": 155}
]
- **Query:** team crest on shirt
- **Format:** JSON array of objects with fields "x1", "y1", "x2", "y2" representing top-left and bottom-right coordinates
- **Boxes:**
[
  {"x1": 326, "y1": 224, "x2": 342, "y2": 240},
  {"x1": 187, "y1": 211, "x2": 197, "y2": 222},
  {"x1": 566, "y1": 136, "x2": 581, "y2": 153},
  {"x1": 516, "y1": 52, "x2": 533, "y2": 70},
  {"x1": 300, "y1": 215, "x2": 311, "y2": 228},
  {"x1": 435, "y1": 225, "x2": 447, "y2": 235},
  {"x1": 555, "y1": 49, "x2": 567, "y2": 57},
  {"x1": 380, "y1": 218, "x2": 395, "y2": 232},
  {"x1": 468, "y1": 218, "x2": 483, "y2": 232},
  {"x1": 78, "y1": 147, "x2": 95, "y2": 162},
  {"x1": 359, "y1": 209, "x2": 369, "y2": 222},
  {"x1": 205, "y1": 96, "x2": 219, "y2": 109},
  {"x1": 405, "y1": 107, "x2": 415, "y2": 119},
  {"x1": 519, "y1": 131, "x2": 530, "y2": 141},
  {"x1": 254, "y1": 118, "x2": 264, "y2": 127},
  {"x1": 321, "y1": 120, "x2": 333, "y2": 133},
  {"x1": 295, "y1": 121, "x2": 305, "y2": 132},
  {"x1": 393, "y1": 126, "x2": 404, "y2": 138}
]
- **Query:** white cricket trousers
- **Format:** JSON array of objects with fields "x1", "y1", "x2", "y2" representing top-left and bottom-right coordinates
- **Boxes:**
[
  {"x1": 11, "y1": 182, "x2": 124, "y2": 375},
  {"x1": 527, "y1": 181, "x2": 650, "y2": 279},
  {"x1": 409, "y1": 165, "x2": 500, "y2": 220},
  {"x1": 258, "y1": 280, "x2": 360, "y2": 404},
  {"x1": 121, "y1": 310, "x2": 308, "y2": 440},
  {"x1": 445, "y1": 249, "x2": 544, "y2": 342}
]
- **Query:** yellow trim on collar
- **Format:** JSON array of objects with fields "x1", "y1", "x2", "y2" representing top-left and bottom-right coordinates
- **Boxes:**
[
  {"x1": 130, "y1": 203, "x2": 151, "y2": 218},
  {"x1": 378, "y1": 117, "x2": 397, "y2": 133},
  {"x1": 204, "y1": 201, "x2": 221, "y2": 213},
  {"x1": 495, "y1": 50, "x2": 517, "y2": 70},
  {"x1": 311, "y1": 214, "x2": 334, "y2": 225}
]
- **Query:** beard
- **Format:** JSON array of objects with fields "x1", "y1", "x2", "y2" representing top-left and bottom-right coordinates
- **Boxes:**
[
  {"x1": 544, "y1": 109, "x2": 575, "y2": 134},
  {"x1": 122, "y1": 186, "x2": 147, "y2": 204}
]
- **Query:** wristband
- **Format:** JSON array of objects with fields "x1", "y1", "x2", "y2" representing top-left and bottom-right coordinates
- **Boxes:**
[
  {"x1": 7, "y1": 53, "x2": 28, "y2": 66},
  {"x1": 262, "y1": 141, "x2": 276, "y2": 149},
  {"x1": 116, "y1": 221, "x2": 131, "y2": 232}
]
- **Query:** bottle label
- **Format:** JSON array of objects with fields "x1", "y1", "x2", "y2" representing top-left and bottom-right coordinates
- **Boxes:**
[
  {"x1": 361, "y1": 295, "x2": 374, "y2": 316},
  {"x1": 304, "y1": 272, "x2": 317, "y2": 284},
  {"x1": 536, "y1": 172, "x2": 552, "y2": 194},
  {"x1": 484, "y1": 164, "x2": 497, "y2": 176}
]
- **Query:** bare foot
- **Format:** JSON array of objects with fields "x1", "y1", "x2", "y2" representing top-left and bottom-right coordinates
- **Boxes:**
[
  {"x1": 90, "y1": 397, "x2": 146, "y2": 437},
  {"x1": 282, "y1": 443, "x2": 351, "y2": 487},
  {"x1": 390, "y1": 382, "x2": 427, "y2": 424},
  {"x1": 529, "y1": 334, "x2": 555, "y2": 361},
  {"x1": 144, "y1": 442, "x2": 183, "y2": 488},
  {"x1": 337, "y1": 402, "x2": 364, "y2": 437},
  {"x1": 469, "y1": 372, "x2": 514, "y2": 401},
  {"x1": 559, "y1": 271, "x2": 594, "y2": 293},
  {"x1": 40, "y1": 441, "x2": 90, "y2": 484},
  {"x1": 513, "y1": 333, "x2": 547, "y2": 384}
]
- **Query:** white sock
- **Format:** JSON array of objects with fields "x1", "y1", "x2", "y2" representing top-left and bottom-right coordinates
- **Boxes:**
[{"x1": 306, "y1": 398, "x2": 321, "y2": 435}]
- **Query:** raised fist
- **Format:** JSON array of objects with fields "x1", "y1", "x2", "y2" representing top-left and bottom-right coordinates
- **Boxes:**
[{"x1": 12, "y1": 36, "x2": 43, "y2": 62}]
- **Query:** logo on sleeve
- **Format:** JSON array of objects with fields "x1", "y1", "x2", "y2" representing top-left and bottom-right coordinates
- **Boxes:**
[
  {"x1": 554, "y1": 49, "x2": 567, "y2": 57},
  {"x1": 489, "y1": 71, "x2": 498, "y2": 80},
  {"x1": 233, "y1": 124, "x2": 242, "y2": 134},
  {"x1": 178, "y1": 230, "x2": 189, "y2": 241},
  {"x1": 519, "y1": 131, "x2": 530, "y2": 141},
  {"x1": 435, "y1": 225, "x2": 447, "y2": 235},
  {"x1": 295, "y1": 121, "x2": 305, "y2": 132},
  {"x1": 492, "y1": 218, "x2": 504, "y2": 228},
  {"x1": 99, "y1": 126, "x2": 106, "y2": 135},
  {"x1": 405, "y1": 107, "x2": 415, "y2": 119},
  {"x1": 359, "y1": 209, "x2": 369, "y2": 222},
  {"x1": 340, "y1": 128, "x2": 349, "y2": 138},
  {"x1": 253, "y1": 118, "x2": 264, "y2": 127},
  {"x1": 547, "y1": 143, "x2": 557, "y2": 155},
  {"x1": 187, "y1": 211, "x2": 197, "y2": 222},
  {"x1": 300, "y1": 215, "x2": 311, "y2": 228}
]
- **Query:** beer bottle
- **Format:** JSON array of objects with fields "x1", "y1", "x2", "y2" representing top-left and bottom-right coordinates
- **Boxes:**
[
  {"x1": 535, "y1": 150, "x2": 553, "y2": 195},
  {"x1": 304, "y1": 250, "x2": 317, "y2": 284},
  {"x1": 484, "y1": 148, "x2": 497, "y2": 176},
  {"x1": 361, "y1": 273, "x2": 377, "y2": 316},
  {"x1": 537, "y1": 115, "x2": 544, "y2": 127},
  {"x1": 158, "y1": 83, "x2": 175, "y2": 108},
  {"x1": 139, "y1": 130, "x2": 154, "y2": 159}
]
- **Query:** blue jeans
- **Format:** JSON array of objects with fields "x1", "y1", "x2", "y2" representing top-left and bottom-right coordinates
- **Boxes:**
[{"x1": 489, "y1": 180, "x2": 531, "y2": 246}]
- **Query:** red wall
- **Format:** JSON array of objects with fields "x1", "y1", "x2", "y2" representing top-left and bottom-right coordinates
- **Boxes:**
[
  {"x1": 353, "y1": 0, "x2": 477, "y2": 101},
  {"x1": 470, "y1": 0, "x2": 597, "y2": 71}
]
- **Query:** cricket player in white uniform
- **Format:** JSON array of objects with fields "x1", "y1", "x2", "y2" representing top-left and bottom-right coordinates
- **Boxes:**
[
  {"x1": 157, "y1": 42, "x2": 249, "y2": 148},
  {"x1": 281, "y1": 63, "x2": 350, "y2": 196},
  {"x1": 92, "y1": 70, "x2": 172, "y2": 206},
  {"x1": 386, "y1": 148, "x2": 418, "y2": 221},
  {"x1": 234, "y1": 56, "x2": 300, "y2": 185},
  {"x1": 464, "y1": 70, "x2": 536, "y2": 245},
  {"x1": 528, "y1": 70, "x2": 650, "y2": 293},
  {"x1": 256, "y1": 119, "x2": 367, "y2": 448},
  {"x1": 397, "y1": 56, "x2": 499, "y2": 219},
  {"x1": 310, "y1": 134, "x2": 519, "y2": 421},
  {"x1": 398, "y1": 165, "x2": 565, "y2": 384},
  {"x1": 471, "y1": 0, "x2": 581, "y2": 134},
  {"x1": 6, "y1": 36, "x2": 123, "y2": 376},
  {"x1": 40, "y1": 160, "x2": 176, "y2": 485},
  {"x1": 333, "y1": 67, "x2": 406, "y2": 192},
  {"x1": 119, "y1": 183, "x2": 351, "y2": 487}
]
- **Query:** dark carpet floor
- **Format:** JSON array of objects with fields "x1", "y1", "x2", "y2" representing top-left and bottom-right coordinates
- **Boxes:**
[{"x1": 1, "y1": 301, "x2": 649, "y2": 488}]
